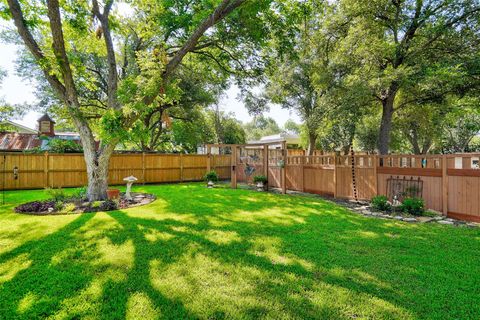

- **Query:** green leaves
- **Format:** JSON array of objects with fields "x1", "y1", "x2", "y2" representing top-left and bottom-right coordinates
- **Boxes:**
[{"x1": 98, "y1": 109, "x2": 129, "y2": 143}]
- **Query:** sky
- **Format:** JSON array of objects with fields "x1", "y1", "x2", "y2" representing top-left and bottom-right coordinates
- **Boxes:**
[{"x1": 0, "y1": 41, "x2": 300, "y2": 130}]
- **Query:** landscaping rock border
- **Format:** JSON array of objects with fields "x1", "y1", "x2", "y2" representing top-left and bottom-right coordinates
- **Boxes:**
[{"x1": 341, "y1": 200, "x2": 478, "y2": 228}]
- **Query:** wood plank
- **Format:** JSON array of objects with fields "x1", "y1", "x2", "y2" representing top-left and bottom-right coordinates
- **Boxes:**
[
  {"x1": 447, "y1": 169, "x2": 480, "y2": 177},
  {"x1": 448, "y1": 211, "x2": 480, "y2": 222},
  {"x1": 377, "y1": 167, "x2": 442, "y2": 177}
]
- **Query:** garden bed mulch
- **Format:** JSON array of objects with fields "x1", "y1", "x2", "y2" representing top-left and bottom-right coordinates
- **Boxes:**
[{"x1": 15, "y1": 192, "x2": 156, "y2": 215}]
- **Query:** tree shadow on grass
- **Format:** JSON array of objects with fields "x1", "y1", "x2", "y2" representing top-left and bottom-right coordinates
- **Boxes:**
[
  {"x1": 100, "y1": 192, "x2": 417, "y2": 319},
  {"x1": 110, "y1": 184, "x2": 480, "y2": 319},
  {"x1": 0, "y1": 213, "x2": 95, "y2": 319},
  {"x1": 104, "y1": 210, "x2": 329, "y2": 319}
]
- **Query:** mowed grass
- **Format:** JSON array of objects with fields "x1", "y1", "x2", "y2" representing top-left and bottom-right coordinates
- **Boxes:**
[{"x1": 0, "y1": 183, "x2": 479, "y2": 319}]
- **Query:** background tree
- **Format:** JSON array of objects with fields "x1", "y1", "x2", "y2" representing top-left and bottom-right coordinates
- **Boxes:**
[
  {"x1": 209, "y1": 107, "x2": 246, "y2": 145},
  {"x1": 250, "y1": 1, "x2": 327, "y2": 154},
  {"x1": 0, "y1": 67, "x2": 25, "y2": 130},
  {"x1": 336, "y1": 0, "x2": 480, "y2": 154},
  {"x1": 436, "y1": 97, "x2": 480, "y2": 153},
  {"x1": 242, "y1": 115, "x2": 281, "y2": 141},
  {"x1": 283, "y1": 119, "x2": 301, "y2": 134}
]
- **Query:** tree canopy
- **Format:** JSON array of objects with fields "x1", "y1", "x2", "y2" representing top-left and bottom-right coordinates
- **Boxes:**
[{"x1": 1, "y1": 0, "x2": 272, "y2": 199}]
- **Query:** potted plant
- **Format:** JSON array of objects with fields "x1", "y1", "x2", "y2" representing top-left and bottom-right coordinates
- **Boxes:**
[
  {"x1": 204, "y1": 170, "x2": 219, "y2": 188},
  {"x1": 253, "y1": 175, "x2": 268, "y2": 191},
  {"x1": 107, "y1": 189, "x2": 120, "y2": 200}
]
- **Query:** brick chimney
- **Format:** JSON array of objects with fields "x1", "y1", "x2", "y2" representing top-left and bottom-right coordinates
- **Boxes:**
[{"x1": 37, "y1": 113, "x2": 55, "y2": 137}]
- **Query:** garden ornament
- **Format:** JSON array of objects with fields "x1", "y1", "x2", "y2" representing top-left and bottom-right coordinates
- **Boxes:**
[{"x1": 123, "y1": 176, "x2": 138, "y2": 200}]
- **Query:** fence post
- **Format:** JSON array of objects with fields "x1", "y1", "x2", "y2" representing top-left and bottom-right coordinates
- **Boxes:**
[
  {"x1": 263, "y1": 144, "x2": 269, "y2": 191},
  {"x1": 180, "y1": 153, "x2": 184, "y2": 182},
  {"x1": 231, "y1": 145, "x2": 237, "y2": 189},
  {"x1": 373, "y1": 155, "x2": 378, "y2": 196},
  {"x1": 282, "y1": 142, "x2": 287, "y2": 194},
  {"x1": 44, "y1": 152, "x2": 49, "y2": 188},
  {"x1": 333, "y1": 154, "x2": 337, "y2": 198},
  {"x1": 442, "y1": 154, "x2": 448, "y2": 216},
  {"x1": 206, "y1": 145, "x2": 211, "y2": 173},
  {"x1": 300, "y1": 154, "x2": 305, "y2": 192},
  {"x1": 142, "y1": 152, "x2": 146, "y2": 184}
]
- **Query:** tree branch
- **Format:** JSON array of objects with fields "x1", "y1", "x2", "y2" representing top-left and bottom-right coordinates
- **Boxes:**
[
  {"x1": 92, "y1": 0, "x2": 119, "y2": 109},
  {"x1": 6, "y1": 0, "x2": 67, "y2": 100},
  {"x1": 192, "y1": 50, "x2": 236, "y2": 74},
  {"x1": 46, "y1": 0, "x2": 78, "y2": 104},
  {"x1": 163, "y1": 0, "x2": 247, "y2": 78}
]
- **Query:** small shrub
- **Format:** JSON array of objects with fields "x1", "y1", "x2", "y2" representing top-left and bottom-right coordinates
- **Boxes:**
[
  {"x1": 91, "y1": 201, "x2": 102, "y2": 208},
  {"x1": 400, "y1": 197, "x2": 425, "y2": 216},
  {"x1": 71, "y1": 186, "x2": 87, "y2": 201},
  {"x1": 204, "y1": 170, "x2": 219, "y2": 182},
  {"x1": 61, "y1": 203, "x2": 77, "y2": 213},
  {"x1": 371, "y1": 195, "x2": 391, "y2": 211},
  {"x1": 99, "y1": 199, "x2": 118, "y2": 211},
  {"x1": 253, "y1": 175, "x2": 268, "y2": 184},
  {"x1": 15, "y1": 200, "x2": 55, "y2": 213},
  {"x1": 54, "y1": 201, "x2": 64, "y2": 212},
  {"x1": 45, "y1": 187, "x2": 67, "y2": 202}
]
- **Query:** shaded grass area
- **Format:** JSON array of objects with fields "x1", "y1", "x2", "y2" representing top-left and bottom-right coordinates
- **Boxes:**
[{"x1": 0, "y1": 183, "x2": 479, "y2": 319}]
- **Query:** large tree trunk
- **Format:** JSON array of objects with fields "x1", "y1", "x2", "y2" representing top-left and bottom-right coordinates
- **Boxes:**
[
  {"x1": 75, "y1": 118, "x2": 116, "y2": 201},
  {"x1": 378, "y1": 94, "x2": 396, "y2": 155},
  {"x1": 307, "y1": 131, "x2": 317, "y2": 156},
  {"x1": 84, "y1": 149, "x2": 110, "y2": 201}
]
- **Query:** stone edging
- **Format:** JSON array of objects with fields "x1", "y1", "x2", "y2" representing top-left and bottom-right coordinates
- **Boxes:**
[{"x1": 343, "y1": 202, "x2": 479, "y2": 228}]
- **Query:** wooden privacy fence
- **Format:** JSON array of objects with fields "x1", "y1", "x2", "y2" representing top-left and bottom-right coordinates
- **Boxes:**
[
  {"x1": 264, "y1": 153, "x2": 480, "y2": 222},
  {"x1": 3, "y1": 150, "x2": 480, "y2": 222},
  {"x1": 0, "y1": 152, "x2": 231, "y2": 190}
]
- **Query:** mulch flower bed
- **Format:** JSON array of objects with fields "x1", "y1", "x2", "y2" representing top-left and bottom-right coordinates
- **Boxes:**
[{"x1": 15, "y1": 192, "x2": 155, "y2": 215}]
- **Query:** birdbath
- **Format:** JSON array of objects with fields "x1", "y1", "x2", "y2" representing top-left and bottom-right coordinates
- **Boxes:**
[{"x1": 123, "y1": 176, "x2": 138, "y2": 201}]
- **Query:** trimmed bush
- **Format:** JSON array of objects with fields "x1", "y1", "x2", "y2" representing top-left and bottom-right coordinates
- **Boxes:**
[
  {"x1": 400, "y1": 197, "x2": 425, "y2": 216},
  {"x1": 71, "y1": 186, "x2": 87, "y2": 201},
  {"x1": 91, "y1": 201, "x2": 102, "y2": 208},
  {"x1": 61, "y1": 203, "x2": 77, "y2": 213},
  {"x1": 371, "y1": 195, "x2": 391, "y2": 211},
  {"x1": 253, "y1": 175, "x2": 268, "y2": 184},
  {"x1": 204, "y1": 170, "x2": 219, "y2": 182},
  {"x1": 45, "y1": 187, "x2": 67, "y2": 202}
]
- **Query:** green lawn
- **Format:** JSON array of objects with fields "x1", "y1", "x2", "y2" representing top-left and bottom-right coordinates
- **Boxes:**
[{"x1": 0, "y1": 183, "x2": 479, "y2": 319}]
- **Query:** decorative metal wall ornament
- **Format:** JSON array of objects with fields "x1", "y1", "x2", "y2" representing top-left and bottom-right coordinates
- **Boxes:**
[
  {"x1": 387, "y1": 176, "x2": 423, "y2": 202},
  {"x1": 244, "y1": 163, "x2": 256, "y2": 177}
]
